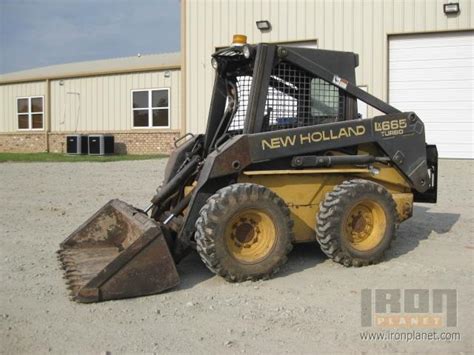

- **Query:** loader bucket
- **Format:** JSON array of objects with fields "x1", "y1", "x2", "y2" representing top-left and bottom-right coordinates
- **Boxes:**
[{"x1": 58, "y1": 199, "x2": 179, "y2": 303}]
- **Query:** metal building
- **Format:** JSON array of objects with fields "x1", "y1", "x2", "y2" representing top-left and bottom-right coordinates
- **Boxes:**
[
  {"x1": 182, "y1": 0, "x2": 473, "y2": 159},
  {"x1": 1, "y1": 1, "x2": 472, "y2": 158},
  {"x1": 0, "y1": 53, "x2": 181, "y2": 154}
]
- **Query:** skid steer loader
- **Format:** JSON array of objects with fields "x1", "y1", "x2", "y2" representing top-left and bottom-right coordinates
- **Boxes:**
[{"x1": 58, "y1": 35, "x2": 438, "y2": 303}]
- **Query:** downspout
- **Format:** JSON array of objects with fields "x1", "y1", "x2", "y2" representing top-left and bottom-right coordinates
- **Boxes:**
[{"x1": 45, "y1": 79, "x2": 51, "y2": 152}]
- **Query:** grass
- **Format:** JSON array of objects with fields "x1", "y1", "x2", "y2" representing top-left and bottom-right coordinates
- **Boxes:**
[{"x1": 0, "y1": 152, "x2": 167, "y2": 163}]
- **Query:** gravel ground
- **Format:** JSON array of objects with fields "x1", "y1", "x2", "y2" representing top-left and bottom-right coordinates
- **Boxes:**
[{"x1": 0, "y1": 159, "x2": 473, "y2": 354}]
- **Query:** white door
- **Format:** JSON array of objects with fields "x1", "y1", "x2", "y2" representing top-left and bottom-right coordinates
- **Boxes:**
[{"x1": 389, "y1": 31, "x2": 474, "y2": 159}]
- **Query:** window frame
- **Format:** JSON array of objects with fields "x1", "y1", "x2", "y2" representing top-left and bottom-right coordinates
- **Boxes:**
[
  {"x1": 16, "y1": 96, "x2": 45, "y2": 131},
  {"x1": 356, "y1": 85, "x2": 369, "y2": 119},
  {"x1": 131, "y1": 88, "x2": 170, "y2": 129},
  {"x1": 309, "y1": 78, "x2": 343, "y2": 119}
]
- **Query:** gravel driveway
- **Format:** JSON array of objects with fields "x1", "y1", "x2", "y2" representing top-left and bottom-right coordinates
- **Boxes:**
[{"x1": 1, "y1": 159, "x2": 472, "y2": 354}]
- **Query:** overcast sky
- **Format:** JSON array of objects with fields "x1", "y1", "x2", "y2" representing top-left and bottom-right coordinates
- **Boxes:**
[{"x1": 0, "y1": 0, "x2": 180, "y2": 74}]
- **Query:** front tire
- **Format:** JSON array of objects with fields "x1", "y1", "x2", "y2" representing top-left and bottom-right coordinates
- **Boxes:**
[
  {"x1": 316, "y1": 179, "x2": 398, "y2": 267},
  {"x1": 195, "y1": 183, "x2": 293, "y2": 282}
]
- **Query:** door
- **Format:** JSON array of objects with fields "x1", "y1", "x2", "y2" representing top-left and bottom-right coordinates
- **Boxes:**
[{"x1": 389, "y1": 31, "x2": 473, "y2": 159}]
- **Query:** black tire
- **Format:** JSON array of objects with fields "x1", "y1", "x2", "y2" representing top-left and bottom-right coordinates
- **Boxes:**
[
  {"x1": 316, "y1": 179, "x2": 398, "y2": 267},
  {"x1": 195, "y1": 183, "x2": 294, "y2": 282}
]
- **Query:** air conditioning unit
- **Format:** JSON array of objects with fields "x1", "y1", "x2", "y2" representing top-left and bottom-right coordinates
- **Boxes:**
[
  {"x1": 66, "y1": 134, "x2": 88, "y2": 155},
  {"x1": 88, "y1": 135, "x2": 114, "y2": 155}
]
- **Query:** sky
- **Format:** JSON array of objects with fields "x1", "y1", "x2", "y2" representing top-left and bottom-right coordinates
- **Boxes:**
[{"x1": 0, "y1": 0, "x2": 180, "y2": 74}]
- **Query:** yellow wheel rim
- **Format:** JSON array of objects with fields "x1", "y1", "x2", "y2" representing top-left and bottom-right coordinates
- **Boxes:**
[
  {"x1": 344, "y1": 199, "x2": 386, "y2": 251},
  {"x1": 225, "y1": 208, "x2": 277, "y2": 264}
]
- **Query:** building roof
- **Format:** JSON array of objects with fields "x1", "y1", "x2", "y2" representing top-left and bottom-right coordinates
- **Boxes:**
[{"x1": 0, "y1": 52, "x2": 181, "y2": 84}]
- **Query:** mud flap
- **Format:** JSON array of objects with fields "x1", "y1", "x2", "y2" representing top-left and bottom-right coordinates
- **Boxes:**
[{"x1": 58, "y1": 199, "x2": 180, "y2": 303}]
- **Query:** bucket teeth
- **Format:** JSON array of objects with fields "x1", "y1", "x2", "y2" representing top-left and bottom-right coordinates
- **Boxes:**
[
  {"x1": 58, "y1": 248, "x2": 82, "y2": 291},
  {"x1": 66, "y1": 279, "x2": 81, "y2": 289},
  {"x1": 65, "y1": 277, "x2": 78, "y2": 284},
  {"x1": 67, "y1": 275, "x2": 82, "y2": 282}
]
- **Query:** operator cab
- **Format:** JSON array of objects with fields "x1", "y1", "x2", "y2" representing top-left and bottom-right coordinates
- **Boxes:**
[{"x1": 209, "y1": 34, "x2": 360, "y2": 149}]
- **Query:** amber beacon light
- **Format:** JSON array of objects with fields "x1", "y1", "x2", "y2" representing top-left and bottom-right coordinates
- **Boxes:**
[{"x1": 232, "y1": 34, "x2": 248, "y2": 46}]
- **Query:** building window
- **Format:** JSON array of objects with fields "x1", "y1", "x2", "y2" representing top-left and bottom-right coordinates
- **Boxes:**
[
  {"x1": 132, "y1": 89, "x2": 169, "y2": 128},
  {"x1": 17, "y1": 96, "x2": 44, "y2": 130}
]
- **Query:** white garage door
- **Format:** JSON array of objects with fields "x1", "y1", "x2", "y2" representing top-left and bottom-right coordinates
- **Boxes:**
[{"x1": 389, "y1": 31, "x2": 474, "y2": 159}]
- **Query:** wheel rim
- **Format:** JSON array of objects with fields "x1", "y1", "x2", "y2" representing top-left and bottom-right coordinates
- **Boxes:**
[
  {"x1": 344, "y1": 199, "x2": 386, "y2": 251},
  {"x1": 225, "y1": 208, "x2": 277, "y2": 263}
]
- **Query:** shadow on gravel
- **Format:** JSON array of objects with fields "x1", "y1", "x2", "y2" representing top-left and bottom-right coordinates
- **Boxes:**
[
  {"x1": 172, "y1": 205, "x2": 460, "y2": 290},
  {"x1": 277, "y1": 243, "x2": 326, "y2": 278},
  {"x1": 176, "y1": 252, "x2": 214, "y2": 290},
  {"x1": 387, "y1": 205, "x2": 460, "y2": 260},
  {"x1": 175, "y1": 243, "x2": 326, "y2": 289}
]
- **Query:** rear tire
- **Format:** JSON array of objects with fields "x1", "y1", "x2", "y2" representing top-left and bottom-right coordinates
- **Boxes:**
[
  {"x1": 316, "y1": 179, "x2": 398, "y2": 267},
  {"x1": 195, "y1": 183, "x2": 293, "y2": 282}
]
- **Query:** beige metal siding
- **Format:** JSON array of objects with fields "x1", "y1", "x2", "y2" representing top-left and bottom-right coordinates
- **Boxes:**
[
  {"x1": 185, "y1": 0, "x2": 473, "y2": 133},
  {"x1": 49, "y1": 69, "x2": 181, "y2": 132},
  {"x1": 0, "y1": 81, "x2": 46, "y2": 132}
]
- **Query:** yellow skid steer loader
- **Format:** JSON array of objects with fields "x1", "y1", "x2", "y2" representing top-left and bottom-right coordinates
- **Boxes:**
[{"x1": 58, "y1": 36, "x2": 437, "y2": 302}]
